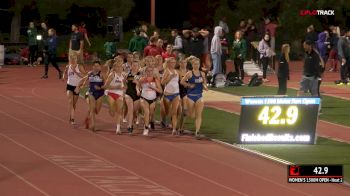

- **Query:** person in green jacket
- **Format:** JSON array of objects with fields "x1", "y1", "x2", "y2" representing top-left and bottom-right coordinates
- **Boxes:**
[
  {"x1": 128, "y1": 29, "x2": 147, "y2": 54},
  {"x1": 27, "y1": 22, "x2": 38, "y2": 66},
  {"x1": 231, "y1": 30, "x2": 247, "y2": 80},
  {"x1": 104, "y1": 36, "x2": 117, "y2": 60}
]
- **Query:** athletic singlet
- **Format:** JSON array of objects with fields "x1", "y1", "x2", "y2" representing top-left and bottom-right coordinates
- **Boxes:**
[
  {"x1": 126, "y1": 71, "x2": 139, "y2": 97},
  {"x1": 158, "y1": 68, "x2": 164, "y2": 79},
  {"x1": 88, "y1": 71, "x2": 104, "y2": 93},
  {"x1": 164, "y1": 70, "x2": 179, "y2": 94},
  {"x1": 123, "y1": 63, "x2": 131, "y2": 73},
  {"x1": 141, "y1": 77, "x2": 157, "y2": 100},
  {"x1": 187, "y1": 71, "x2": 203, "y2": 95},
  {"x1": 108, "y1": 72, "x2": 124, "y2": 95},
  {"x1": 67, "y1": 64, "x2": 82, "y2": 86},
  {"x1": 178, "y1": 70, "x2": 187, "y2": 97}
]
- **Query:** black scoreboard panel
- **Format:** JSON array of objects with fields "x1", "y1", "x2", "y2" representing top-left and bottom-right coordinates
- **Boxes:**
[{"x1": 238, "y1": 97, "x2": 320, "y2": 144}]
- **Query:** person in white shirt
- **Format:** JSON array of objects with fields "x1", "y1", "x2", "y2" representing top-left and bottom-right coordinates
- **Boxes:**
[{"x1": 62, "y1": 55, "x2": 86, "y2": 125}]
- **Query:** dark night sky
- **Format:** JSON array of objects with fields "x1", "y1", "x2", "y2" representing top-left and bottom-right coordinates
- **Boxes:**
[{"x1": 126, "y1": 0, "x2": 189, "y2": 29}]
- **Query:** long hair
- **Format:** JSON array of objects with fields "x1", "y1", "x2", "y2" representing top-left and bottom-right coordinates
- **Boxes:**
[
  {"x1": 281, "y1": 44, "x2": 290, "y2": 62},
  {"x1": 262, "y1": 32, "x2": 271, "y2": 46}
]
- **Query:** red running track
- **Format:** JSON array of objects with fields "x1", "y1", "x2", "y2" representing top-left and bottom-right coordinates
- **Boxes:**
[{"x1": 1, "y1": 66, "x2": 350, "y2": 195}]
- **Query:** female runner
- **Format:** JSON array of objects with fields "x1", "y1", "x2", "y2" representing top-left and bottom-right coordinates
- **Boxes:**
[
  {"x1": 177, "y1": 57, "x2": 188, "y2": 133},
  {"x1": 79, "y1": 61, "x2": 105, "y2": 131},
  {"x1": 180, "y1": 56, "x2": 208, "y2": 137},
  {"x1": 161, "y1": 57, "x2": 180, "y2": 135},
  {"x1": 62, "y1": 55, "x2": 86, "y2": 125},
  {"x1": 138, "y1": 65, "x2": 162, "y2": 136},
  {"x1": 102, "y1": 60, "x2": 125, "y2": 134},
  {"x1": 125, "y1": 60, "x2": 141, "y2": 134}
]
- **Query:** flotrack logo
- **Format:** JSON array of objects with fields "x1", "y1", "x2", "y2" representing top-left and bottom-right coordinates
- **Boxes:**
[{"x1": 300, "y1": 10, "x2": 335, "y2": 16}]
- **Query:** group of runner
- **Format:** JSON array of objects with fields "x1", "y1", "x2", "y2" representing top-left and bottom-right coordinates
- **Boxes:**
[{"x1": 62, "y1": 52, "x2": 208, "y2": 137}]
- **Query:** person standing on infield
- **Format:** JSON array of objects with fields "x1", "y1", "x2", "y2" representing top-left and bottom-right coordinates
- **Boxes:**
[
  {"x1": 41, "y1": 28, "x2": 62, "y2": 79},
  {"x1": 69, "y1": 24, "x2": 84, "y2": 65},
  {"x1": 277, "y1": 44, "x2": 290, "y2": 95},
  {"x1": 298, "y1": 40, "x2": 323, "y2": 96}
]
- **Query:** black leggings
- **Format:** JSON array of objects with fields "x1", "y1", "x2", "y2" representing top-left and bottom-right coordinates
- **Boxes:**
[
  {"x1": 340, "y1": 61, "x2": 350, "y2": 82},
  {"x1": 234, "y1": 57, "x2": 244, "y2": 80},
  {"x1": 277, "y1": 77, "x2": 287, "y2": 95},
  {"x1": 29, "y1": 45, "x2": 38, "y2": 65},
  {"x1": 261, "y1": 57, "x2": 269, "y2": 79},
  {"x1": 44, "y1": 53, "x2": 61, "y2": 75}
]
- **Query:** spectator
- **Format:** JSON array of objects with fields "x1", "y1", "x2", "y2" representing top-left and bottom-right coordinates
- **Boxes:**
[
  {"x1": 316, "y1": 31, "x2": 329, "y2": 64},
  {"x1": 79, "y1": 22, "x2": 91, "y2": 47},
  {"x1": 20, "y1": 47, "x2": 29, "y2": 65},
  {"x1": 153, "y1": 30, "x2": 160, "y2": 39},
  {"x1": 298, "y1": 40, "x2": 323, "y2": 96},
  {"x1": 41, "y1": 28, "x2": 62, "y2": 79},
  {"x1": 264, "y1": 17, "x2": 279, "y2": 54},
  {"x1": 162, "y1": 44, "x2": 176, "y2": 59},
  {"x1": 182, "y1": 30, "x2": 192, "y2": 56},
  {"x1": 277, "y1": 44, "x2": 290, "y2": 95},
  {"x1": 69, "y1": 24, "x2": 84, "y2": 64},
  {"x1": 144, "y1": 36, "x2": 163, "y2": 57},
  {"x1": 231, "y1": 30, "x2": 247, "y2": 80},
  {"x1": 220, "y1": 31, "x2": 229, "y2": 74},
  {"x1": 189, "y1": 27, "x2": 206, "y2": 59},
  {"x1": 128, "y1": 29, "x2": 147, "y2": 55},
  {"x1": 157, "y1": 38, "x2": 165, "y2": 53},
  {"x1": 104, "y1": 37, "x2": 117, "y2": 60},
  {"x1": 258, "y1": 33, "x2": 273, "y2": 82},
  {"x1": 245, "y1": 18, "x2": 258, "y2": 62},
  {"x1": 140, "y1": 24, "x2": 149, "y2": 39},
  {"x1": 37, "y1": 22, "x2": 48, "y2": 66},
  {"x1": 237, "y1": 19, "x2": 247, "y2": 36},
  {"x1": 202, "y1": 27, "x2": 211, "y2": 72},
  {"x1": 27, "y1": 21, "x2": 38, "y2": 67},
  {"x1": 219, "y1": 16, "x2": 229, "y2": 34},
  {"x1": 305, "y1": 25, "x2": 318, "y2": 47},
  {"x1": 171, "y1": 29, "x2": 183, "y2": 53},
  {"x1": 337, "y1": 30, "x2": 350, "y2": 85},
  {"x1": 211, "y1": 26, "x2": 223, "y2": 76},
  {"x1": 328, "y1": 26, "x2": 340, "y2": 72}
]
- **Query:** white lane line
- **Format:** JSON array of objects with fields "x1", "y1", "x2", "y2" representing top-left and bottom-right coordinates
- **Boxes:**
[
  {"x1": 0, "y1": 132, "x2": 115, "y2": 196},
  {"x1": 19, "y1": 92, "x2": 248, "y2": 195},
  {"x1": 0, "y1": 97, "x2": 183, "y2": 196},
  {"x1": 0, "y1": 162, "x2": 51, "y2": 196},
  {"x1": 165, "y1": 141, "x2": 311, "y2": 196},
  {"x1": 30, "y1": 88, "x2": 350, "y2": 189}
]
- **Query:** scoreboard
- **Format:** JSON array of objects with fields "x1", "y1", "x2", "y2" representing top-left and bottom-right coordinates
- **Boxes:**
[{"x1": 238, "y1": 97, "x2": 320, "y2": 144}]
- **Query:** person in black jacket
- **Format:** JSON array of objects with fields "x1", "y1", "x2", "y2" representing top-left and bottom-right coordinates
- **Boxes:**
[
  {"x1": 41, "y1": 28, "x2": 62, "y2": 79},
  {"x1": 277, "y1": 44, "x2": 290, "y2": 95}
]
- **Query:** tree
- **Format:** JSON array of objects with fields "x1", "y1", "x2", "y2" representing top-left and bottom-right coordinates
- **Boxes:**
[
  {"x1": 9, "y1": 0, "x2": 28, "y2": 42},
  {"x1": 8, "y1": 0, "x2": 135, "y2": 42}
]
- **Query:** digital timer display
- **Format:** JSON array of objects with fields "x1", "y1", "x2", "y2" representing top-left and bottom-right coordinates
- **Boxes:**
[
  {"x1": 288, "y1": 165, "x2": 343, "y2": 183},
  {"x1": 238, "y1": 97, "x2": 320, "y2": 144}
]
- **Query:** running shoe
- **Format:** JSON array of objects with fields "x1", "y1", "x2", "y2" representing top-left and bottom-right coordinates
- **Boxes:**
[
  {"x1": 70, "y1": 119, "x2": 76, "y2": 125},
  {"x1": 127, "y1": 127, "x2": 133, "y2": 134},
  {"x1": 59, "y1": 71, "x2": 63, "y2": 79},
  {"x1": 172, "y1": 130, "x2": 178, "y2": 136},
  {"x1": 41, "y1": 75, "x2": 48, "y2": 79},
  {"x1": 143, "y1": 127, "x2": 149, "y2": 136},
  {"x1": 150, "y1": 121, "x2": 155, "y2": 129},
  {"x1": 160, "y1": 120, "x2": 167, "y2": 128},
  {"x1": 116, "y1": 125, "x2": 121, "y2": 135},
  {"x1": 84, "y1": 117, "x2": 89, "y2": 129}
]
